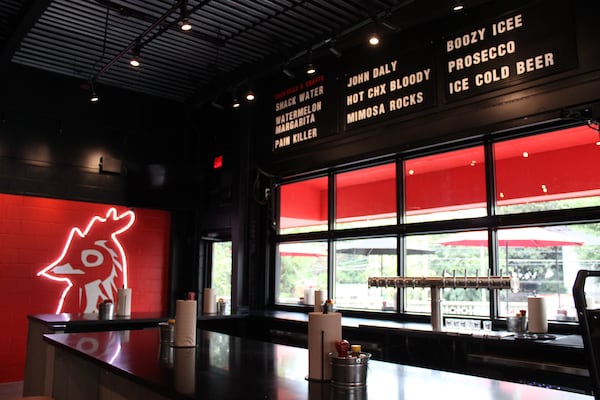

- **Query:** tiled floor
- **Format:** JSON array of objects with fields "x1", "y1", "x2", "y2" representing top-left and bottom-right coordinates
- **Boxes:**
[{"x1": 0, "y1": 381, "x2": 23, "y2": 400}]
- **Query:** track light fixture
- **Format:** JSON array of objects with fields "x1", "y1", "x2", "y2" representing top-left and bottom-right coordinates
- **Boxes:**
[
  {"x1": 231, "y1": 87, "x2": 241, "y2": 108},
  {"x1": 305, "y1": 50, "x2": 316, "y2": 75},
  {"x1": 329, "y1": 46, "x2": 342, "y2": 58},
  {"x1": 89, "y1": 80, "x2": 99, "y2": 103},
  {"x1": 211, "y1": 100, "x2": 224, "y2": 111},
  {"x1": 179, "y1": 0, "x2": 192, "y2": 31},
  {"x1": 368, "y1": 32, "x2": 380, "y2": 46},
  {"x1": 282, "y1": 66, "x2": 295, "y2": 79},
  {"x1": 180, "y1": 17, "x2": 192, "y2": 31},
  {"x1": 246, "y1": 90, "x2": 255, "y2": 101},
  {"x1": 129, "y1": 54, "x2": 140, "y2": 67},
  {"x1": 130, "y1": 38, "x2": 142, "y2": 67},
  {"x1": 326, "y1": 38, "x2": 342, "y2": 58},
  {"x1": 452, "y1": 0, "x2": 464, "y2": 11},
  {"x1": 381, "y1": 20, "x2": 400, "y2": 32}
]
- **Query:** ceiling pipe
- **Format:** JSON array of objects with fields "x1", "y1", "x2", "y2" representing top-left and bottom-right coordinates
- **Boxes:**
[
  {"x1": 187, "y1": 0, "x2": 416, "y2": 107},
  {"x1": 90, "y1": 0, "x2": 415, "y2": 106},
  {"x1": 92, "y1": 0, "x2": 186, "y2": 82},
  {"x1": 94, "y1": 0, "x2": 222, "y2": 45}
]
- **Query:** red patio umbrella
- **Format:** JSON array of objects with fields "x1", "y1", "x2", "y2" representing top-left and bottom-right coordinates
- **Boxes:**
[
  {"x1": 437, "y1": 227, "x2": 584, "y2": 276},
  {"x1": 438, "y1": 227, "x2": 584, "y2": 309},
  {"x1": 335, "y1": 237, "x2": 434, "y2": 255},
  {"x1": 279, "y1": 242, "x2": 327, "y2": 257},
  {"x1": 437, "y1": 227, "x2": 584, "y2": 248}
]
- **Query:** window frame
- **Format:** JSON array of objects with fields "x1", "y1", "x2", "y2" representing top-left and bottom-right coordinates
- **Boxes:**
[{"x1": 272, "y1": 121, "x2": 600, "y2": 330}]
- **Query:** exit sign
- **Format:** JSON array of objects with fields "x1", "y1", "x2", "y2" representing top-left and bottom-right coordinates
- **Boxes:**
[{"x1": 213, "y1": 155, "x2": 223, "y2": 169}]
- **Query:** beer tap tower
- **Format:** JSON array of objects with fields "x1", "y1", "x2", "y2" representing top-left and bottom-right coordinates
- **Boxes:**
[{"x1": 368, "y1": 270, "x2": 520, "y2": 331}]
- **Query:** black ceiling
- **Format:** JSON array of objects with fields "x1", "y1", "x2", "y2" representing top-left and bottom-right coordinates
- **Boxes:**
[{"x1": 0, "y1": 0, "x2": 492, "y2": 106}]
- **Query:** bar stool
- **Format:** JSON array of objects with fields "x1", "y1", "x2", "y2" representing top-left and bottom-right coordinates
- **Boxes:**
[{"x1": 573, "y1": 269, "x2": 600, "y2": 400}]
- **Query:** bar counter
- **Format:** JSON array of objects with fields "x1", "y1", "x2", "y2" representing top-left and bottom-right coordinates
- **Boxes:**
[
  {"x1": 28, "y1": 312, "x2": 169, "y2": 332},
  {"x1": 248, "y1": 310, "x2": 591, "y2": 392},
  {"x1": 23, "y1": 312, "x2": 171, "y2": 396},
  {"x1": 43, "y1": 328, "x2": 593, "y2": 400}
]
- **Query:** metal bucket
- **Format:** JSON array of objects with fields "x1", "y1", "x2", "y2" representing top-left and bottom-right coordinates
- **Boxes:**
[
  {"x1": 330, "y1": 385, "x2": 367, "y2": 400},
  {"x1": 159, "y1": 322, "x2": 175, "y2": 343},
  {"x1": 329, "y1": 352, "x2": 371, "y2": 387},
  {"x1": 98, "y1": 302, "x2": 114, "y2": 320},
  {"x1": 507, "y1": 316, "x2": 526, "y2": 333}
]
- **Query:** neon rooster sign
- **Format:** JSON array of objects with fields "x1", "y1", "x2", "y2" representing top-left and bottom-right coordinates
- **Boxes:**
[{"x1": 38, "y1": 207, "x2": 135, "y2": 314}]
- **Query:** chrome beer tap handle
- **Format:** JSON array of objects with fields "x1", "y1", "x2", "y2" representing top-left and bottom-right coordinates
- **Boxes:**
[
  {"x1": 452, "y1": 270, "x2": 456, "y2": 289},
  {"x1": 443, "y1": 269, "x2": 447, "y2": 288}
]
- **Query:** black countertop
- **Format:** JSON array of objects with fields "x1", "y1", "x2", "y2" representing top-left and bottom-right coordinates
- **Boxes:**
[
  {"x1": 28, "y1": 312, "x2": 246, "y2": 332},
  {"x1": 28, "y1": 312, "x2": 169, "y2": 331},
  {"x1": 252, "y1": 310, "x2": 584, "y2": 348},
  {"x1": 43, "y1": 328, "x2": 593, "y2": 400},
  {"x1": 30, "y1": 310, "x2": 584, "y2": 349}
]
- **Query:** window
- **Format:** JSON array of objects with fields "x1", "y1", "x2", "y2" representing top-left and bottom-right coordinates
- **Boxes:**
[
  {"x1": 211, "y1": 241, "x2": 232, "y2": 312},
  {"x1": 405, "y1": 146, "x2": 487, "y2": 223},
  {"x1": 405, "y1": 233, "x2": 490, "y2": 316},
  {"x1": 274, "y1": 123, "x2": 600, "y2": 325},
  {"x1": 335, "y1": 163, "x2": 396, "y2": 229},
  {"x1": 334, "y1": 237, "x2": 398, "y2": 311},
  {"x1": 495, "y1": 224, "x2": 600, "y2": 321},
  {"x1": 494, "y1": 126, "x2": 600, "y2": 214},
  {"x1": 276, "y1": 241, "x2": 328, "y2": 305},
  {"x1": 279, "y1": 176, "x2": 328, "y2": 234},
  {"x1": 402, "y1": 147, "x2": 489, "y2": 316}
]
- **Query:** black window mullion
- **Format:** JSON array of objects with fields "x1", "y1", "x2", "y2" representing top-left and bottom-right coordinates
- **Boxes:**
[
  {"x1": 328, "y1": 171, "x2": 335, "y2": 303},
  {"x1": 484, "y1": 138, "x2": 500, "y2": 319},
  {"x1": 397, "y1": 158, "x2": 405, "y2": 314}
]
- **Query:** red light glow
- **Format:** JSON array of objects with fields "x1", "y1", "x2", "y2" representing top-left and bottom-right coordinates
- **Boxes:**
[{"x1": 213, "y1": 155, "x2": 223, "y2": 169}]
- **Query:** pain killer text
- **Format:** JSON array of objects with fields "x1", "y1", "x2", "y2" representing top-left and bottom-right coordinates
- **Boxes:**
[{"x1": 273, "y1": 75, "x2": 325, "y2": 150}]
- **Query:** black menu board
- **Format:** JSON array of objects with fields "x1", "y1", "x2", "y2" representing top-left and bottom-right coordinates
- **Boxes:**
[
  {"x1": 342, "y1": 49, "x2": 436, "y2": 131},
  {"x1": 270, "y1": 0, "x2": 578, "y2": 152},
  {"x1": 272, "y1": 74, "x2": 336, "y2": 151},
  {"x1": 442, "y1": 0, "x2": 577, "y2": 101}
]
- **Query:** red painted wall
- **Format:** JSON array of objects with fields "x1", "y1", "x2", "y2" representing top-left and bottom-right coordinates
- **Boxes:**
[{"x1": 0, "y1": 194, "x2": 171, "y2": 383}]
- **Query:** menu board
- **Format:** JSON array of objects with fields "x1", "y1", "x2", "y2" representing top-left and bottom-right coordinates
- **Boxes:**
[
  {"x1": 270, "y1": 0, "x2": 577, "y2": 152},
  {"x1": 443, "y1": 0, "x2": 577, "y2": 101},
  {"x1": 273, "y1": 74, "x2": 335, "y2": 151},
  {"x1": 343, "y1": 50, "x2": 436, "y2": 130}
]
